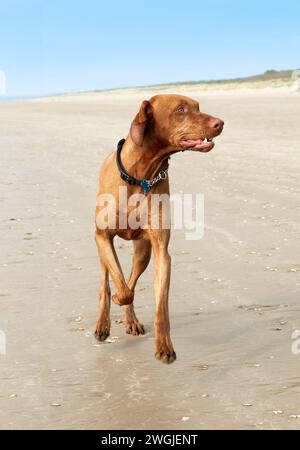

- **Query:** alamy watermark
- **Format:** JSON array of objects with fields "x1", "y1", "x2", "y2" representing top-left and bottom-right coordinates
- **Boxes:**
[
  {"x1": 292, "y1": 69, "x2": 300, "y2": 91},
  {"x1": 0, "y1": 69, "x2": 6, "y2": 95},
  {"x1": 0, "y1": 330, "x2": 6, "y2": 355},
  {"x1": 96, "y1": 187, "x2": 204, "y2": 240},
  {"x1": 291, "y1": 330, "x2": 300, "y2": 355}
]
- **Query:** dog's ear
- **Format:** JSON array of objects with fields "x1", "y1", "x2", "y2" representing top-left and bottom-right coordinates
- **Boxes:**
[{"x1": 130, "y1": 100, "x2": 153, "y2": 147}]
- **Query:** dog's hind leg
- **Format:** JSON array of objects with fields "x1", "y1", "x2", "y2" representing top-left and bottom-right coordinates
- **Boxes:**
[
  {"x1": 95, "y1": 232, "x2": 134, "y2": 306},
  {"x1": 94, "y1": 258, "x2": 111, "y2": 341},
  {"x1": 124, "y1": 239, "x2": 151, "y2": 335}
]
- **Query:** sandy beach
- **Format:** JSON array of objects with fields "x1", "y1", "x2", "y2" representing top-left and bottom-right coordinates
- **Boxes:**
[{"x1": 0, "y1": 87, "x2": 300, "y2": 429}]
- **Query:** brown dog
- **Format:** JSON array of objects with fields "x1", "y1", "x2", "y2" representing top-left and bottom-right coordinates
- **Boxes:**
[{"x1": 94, "y1": 94, "x2": 223, "y2": 363}]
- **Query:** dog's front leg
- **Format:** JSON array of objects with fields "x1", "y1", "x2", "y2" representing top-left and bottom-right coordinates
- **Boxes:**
[
  {"x1": 95, "y1": 232, "x2": 133, "y2": 306},
  {"x1": 94, "y1": 258, "x2": 111, "y2": 341},
  {"x1": 151, "y1": 230, "x2": 176, "y2": 363}
]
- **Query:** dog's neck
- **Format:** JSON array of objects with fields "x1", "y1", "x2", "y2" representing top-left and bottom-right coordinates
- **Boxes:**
[{"x1": 121, "y1": 136, "x2": 173, "y2": 181}]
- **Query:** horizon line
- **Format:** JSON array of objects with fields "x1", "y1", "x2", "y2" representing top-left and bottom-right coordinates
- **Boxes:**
[{"x1": 1, "y1": 67, "x2": 296, "y2": 101}]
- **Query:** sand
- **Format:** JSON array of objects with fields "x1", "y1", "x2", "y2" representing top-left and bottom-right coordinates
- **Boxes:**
[{"x1": 0, "y1": 88, "x2": 300, "y2": 430}]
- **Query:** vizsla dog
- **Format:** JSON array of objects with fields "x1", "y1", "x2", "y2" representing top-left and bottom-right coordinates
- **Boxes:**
[{"x1": 95, "y1": 94, "x2": 224, "y2": 363}]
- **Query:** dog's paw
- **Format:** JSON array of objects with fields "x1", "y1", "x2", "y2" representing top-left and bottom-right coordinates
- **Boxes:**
[
  {"x1": 155, "y1": 345, "x2": 176, "y2": 364},
  {"x1": 112, "y1": 288, "x2": 134, "y2": 306},
  {"x1": 125, "y1": 316, "x2": 145, "y2": 335},
  {"x1": 94, "y1": 326, "x2": 110, "y2": 342}
]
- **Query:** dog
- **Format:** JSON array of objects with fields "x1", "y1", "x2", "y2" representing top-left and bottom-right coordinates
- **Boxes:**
[{"x1": 94, "y1": 94, "x2": 224, "y2": 363}]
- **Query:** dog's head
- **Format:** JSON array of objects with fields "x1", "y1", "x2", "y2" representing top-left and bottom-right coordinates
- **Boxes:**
[{"x1": 130, "y1": 94, "x2": 224, "y2": 153}]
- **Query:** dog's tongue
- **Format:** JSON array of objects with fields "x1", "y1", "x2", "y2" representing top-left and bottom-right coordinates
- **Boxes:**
[{"x1": 181, "y1": 139, "x2": 202, "y2": 148}]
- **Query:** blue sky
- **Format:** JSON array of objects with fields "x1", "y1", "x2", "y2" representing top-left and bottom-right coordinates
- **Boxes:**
[{"x1": 0, "y1": 0, "x2": 299, "y2": 96}]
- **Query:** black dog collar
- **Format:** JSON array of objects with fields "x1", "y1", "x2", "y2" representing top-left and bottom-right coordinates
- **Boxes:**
[{"x1": 116, "y1": 139, "x2": 169, "y2": 194}]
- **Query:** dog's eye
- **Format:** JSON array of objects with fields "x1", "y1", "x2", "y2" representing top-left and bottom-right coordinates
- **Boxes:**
[{"x1": 175, "y1": 106, "x2": 185, "y2": 113}]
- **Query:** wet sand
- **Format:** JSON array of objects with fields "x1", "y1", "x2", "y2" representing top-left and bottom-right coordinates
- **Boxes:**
[{"x1": 0, "y1": 88, "x2": 300, "y2": 429}]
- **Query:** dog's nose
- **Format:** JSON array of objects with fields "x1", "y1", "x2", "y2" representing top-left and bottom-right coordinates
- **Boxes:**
[{"x1": 209, "y1": 118, "x2": 224, "y2": 131}]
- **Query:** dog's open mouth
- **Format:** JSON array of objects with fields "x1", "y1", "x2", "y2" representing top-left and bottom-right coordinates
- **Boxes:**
[{"x1": 180, "y1": 137, "x2": 215, "y2": 153}]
